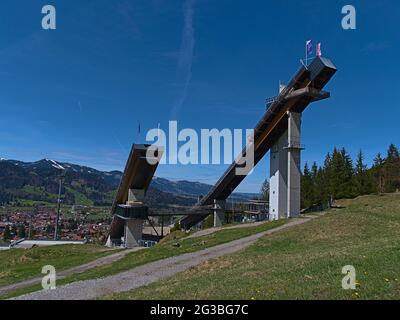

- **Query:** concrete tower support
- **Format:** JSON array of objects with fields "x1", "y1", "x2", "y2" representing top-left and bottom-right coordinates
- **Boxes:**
[
  {"x1": 269, "y1": 112, "x2": 302, "y2": 220},
  {"x1": 287, "y1": 112, "x2": 302, "y2": 218},
  {"x1": 125, "y1": 218, "x2": 144, "y2": 248},
  {"x1": 269, "y1": 130, "x2": 288, "y2": 220},
  {"x1": 213, "y1": 199, "x2": 226, "y2": 227},
  {"x1": 124, "y1": 188, "x2": 144, "y2": 248}
]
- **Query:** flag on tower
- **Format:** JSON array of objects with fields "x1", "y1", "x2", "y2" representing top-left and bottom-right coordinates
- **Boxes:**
[
  {"x1": 316, "y1": 43, "x2": 322, "y2": 57},
  {"x1": 306, "y1": 40, "x2": 313, "y2": 56}
]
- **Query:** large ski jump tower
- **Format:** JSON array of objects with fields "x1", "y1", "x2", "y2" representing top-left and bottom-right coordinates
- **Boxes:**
[
  {"x1": 180, "y1": 56, "x2": 337, "y2": 229},
  {"x1": 107, "y1": 57, "x2": 337, "y2": 240}
]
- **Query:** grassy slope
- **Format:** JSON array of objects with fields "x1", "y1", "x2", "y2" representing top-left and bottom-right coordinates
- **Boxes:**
[
  {"x1": 106, "y1": 193, "x2": 400, "y2": 300},
  {"x1": 64, "y1": 186, "x2": 94, "y2": 206},
  {"x1": 0, "y1": 245, "x2": 113, "y2": 287},
  {"x1": 1, "y1": 219, "x2": 286, "y2": 299}
]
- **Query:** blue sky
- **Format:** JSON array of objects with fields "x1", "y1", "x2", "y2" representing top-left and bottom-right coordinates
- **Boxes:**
[{"x1": 0, "y1": 0, "x2": 399, "y2": 193}]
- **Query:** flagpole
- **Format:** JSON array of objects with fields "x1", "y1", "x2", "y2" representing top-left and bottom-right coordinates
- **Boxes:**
[
  {"x1": 137, "y1": 121, "x2": 141, "y2": 144},
  {"x1": 305, "y1": 41, "x2": 308, "y2": 67},
  {"x1": 157, "y1": 123, "x2": 161, "y2": 146}
]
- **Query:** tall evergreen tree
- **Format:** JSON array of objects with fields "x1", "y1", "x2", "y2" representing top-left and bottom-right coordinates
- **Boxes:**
[
  {"x1": 328, "y1": 148, "x2": 354, "y2": 200},
  {"x1": 260, "y1": 179, "x2": 270, "y2": 201},
  {"x1": 354, "y1": 150, "x2": 374, "y2": 195},
  {"x1": 354, "y1": 150, "x2": 366, "y2": 194},
  {"x1": 355, "y1": 150, "x2": 367, "y2": 174},
  {"x1": 387, "y1": 144, "x2": 400, "y2": 161},
  {"x1": 301, "y1": 163, "x2": 314, "y2": 208},
  {"x1": 315, "y1": 167, "x2": 328, "y2": 205},
  {"x1": 386, "y1": 144, "x2": 400, "y2": 192},
  {"x1": 311, "y1": 162, "x2": 318, "y2": 180},
  {"x1": 11, "y1": 225, "x2": 17, "y2": 237},
  {"x1": 298, "y1": 145, "x2": 399, "y2": 212},
  {"x1": 3, "y1": 225, "x2": 11, "y2": 241},
  {"x1": 18, "y1": 225, "x2": 26, "y2": 239},
  {"x1": 323, "y1": 150, "x2": 335, "y2": 203},
  {"x1": 373, "y1": 153, "x2": 385, "y2": 193},
  {"x1": 311, "y1": 162, "x2": 320, "y2": 204}
]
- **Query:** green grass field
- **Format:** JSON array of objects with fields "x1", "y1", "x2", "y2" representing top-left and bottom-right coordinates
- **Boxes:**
[
  {"x1": 1, "y1": 219, "x2": 286, "y2": 299},
  {"x1": 0, "y1": 245, "x2": 113, "y2": 287},
  {"x1": 105, "y1": 193, "x2": 400, "y2": 300}
]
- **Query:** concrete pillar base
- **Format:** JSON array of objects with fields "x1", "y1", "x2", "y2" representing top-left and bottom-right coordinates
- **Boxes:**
[
  {"x1": 125, "y1": 219, "x2": 144, "y2": 248},
  {"x1": 213, "y1": 200, "x2": 226, "y2": 227},
  {"x1": 105, "y1": 235, "x2": 112, "y2": 247}
]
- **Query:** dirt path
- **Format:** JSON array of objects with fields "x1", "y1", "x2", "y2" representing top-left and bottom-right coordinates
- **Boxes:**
[
  {"x1": 13, "y1": 217, "x2": 316, "y2": 300},
  {"x1": 0, "y1": 247, "x2": 143, "y2": 297}
]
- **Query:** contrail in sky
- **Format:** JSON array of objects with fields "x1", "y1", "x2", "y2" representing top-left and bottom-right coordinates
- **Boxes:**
[
  {"x1": 112, "y1": 131, "x2": 127, "y2": 154},
  {"x1": 170, "y1": 0, "x2": 196, "y2": 119}
]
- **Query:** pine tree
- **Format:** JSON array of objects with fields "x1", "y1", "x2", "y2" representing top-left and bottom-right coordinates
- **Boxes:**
[
  {"x1": 11, "y1": 225, "x2": 17, "y2": 237},
  {"x1": 323, "y1": 150, "x2": 335, "y2": 203},
  {"x1": 3, "y1": 225, "x2": 11, "y2": 241},
  {"x1": 311, "y1": 162, "x2": 320, "y2": 204},
  {"x1": 18, "y1": 225, "x2": 26, "y2": 239},
  {"x1": 301, "y1": 163, "x2": 314, "y2": 208},
  {"x1": 373, "y1": 153, "x2": 385, "y2": 193},
  {"x1": 323, "y1": 147, "x2": 355, "y2": 201},
  {"x1": 354, "y1": 150, "x2": 366, "y2": 195},
  {"x1": 311, "y1": 162, "x2": 318, "y2": 180},
  {"x1": 387, "y1": 144, "x2": 400, "y2": 161},
  {"x1": 355, "y1": 150, "x2": 366, "y2": 174},
  {"x1": 324, "y1": 152, "x2": 332, "y2": 169},
  {"x1": 317, "y1": 167, "x2": 330, "y2": 204},
  {"x1": 385, "y1": 144, "x2": 400, "y2": 192},
  {"x1": 260, "y1": 179, "x2": 270, "y2": 201},
  {"x1": 340, "y1": 148, "x2": 355, "y2": 198},
  {"x1": 355, "y1": 150, "x2": 375, "y2": 195}
]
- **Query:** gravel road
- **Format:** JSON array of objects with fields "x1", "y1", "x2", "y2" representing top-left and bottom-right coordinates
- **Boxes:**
[{"x1": 13, "y1": 217, "x2": 313, "y2": 300}]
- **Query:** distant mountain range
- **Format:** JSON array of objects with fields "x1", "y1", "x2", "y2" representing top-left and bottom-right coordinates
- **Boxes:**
[{"x1": 0, "y1": 158, "x2": 258, "y2": 208}]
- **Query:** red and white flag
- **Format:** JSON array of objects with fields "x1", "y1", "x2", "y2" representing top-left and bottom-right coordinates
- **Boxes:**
[
  {"x1": 316, "y1": 43, "x2": 322, "y2": 57},
  {"x1": 306, "y1": 40, "x2": 313, "y2": 56}
]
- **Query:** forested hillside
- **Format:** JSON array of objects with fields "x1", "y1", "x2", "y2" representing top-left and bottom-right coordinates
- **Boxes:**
[{"x1": 301, "y1": 143, "x2": 400, "y2": 208}]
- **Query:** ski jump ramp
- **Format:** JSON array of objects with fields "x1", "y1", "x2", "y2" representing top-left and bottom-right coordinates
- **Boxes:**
[
  {"x1": 107, "y1": 144, "x2": 164, "y2": 247},
  {"x1": 107, "y1": 57, "x2": 337, "y2": 246},
  {"x1": 180, "y1": 57, "x2": 337, "y2": 230}
]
